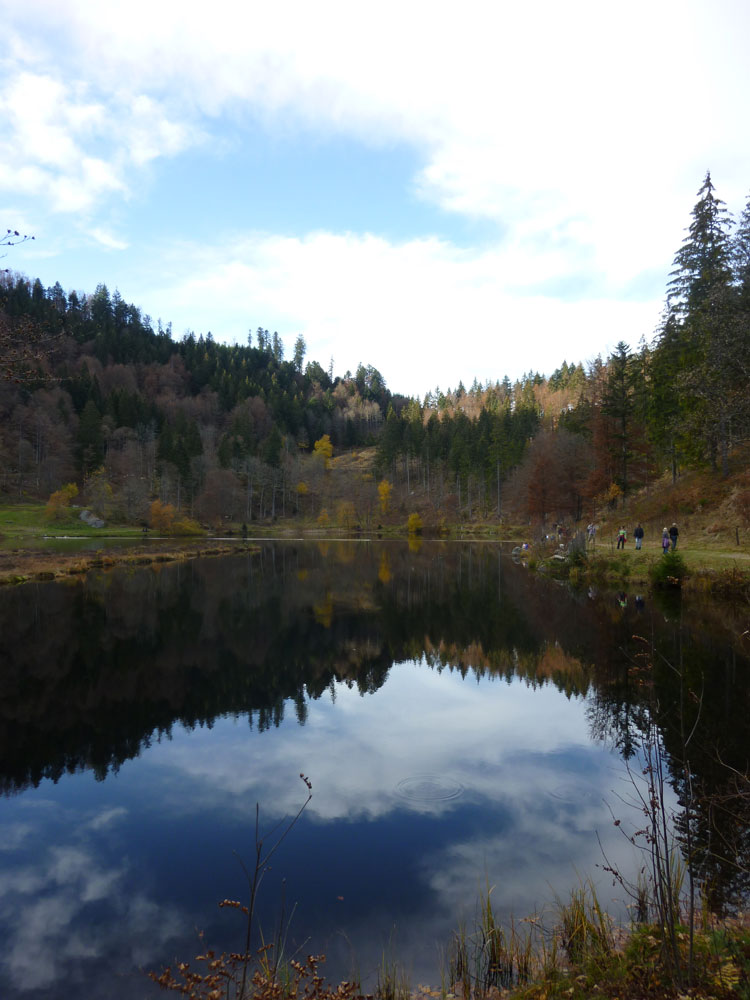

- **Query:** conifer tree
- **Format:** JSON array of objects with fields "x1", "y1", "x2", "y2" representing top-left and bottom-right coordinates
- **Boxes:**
[
  {"x1": 649, "y1": 311, "x2": 688, "y2": 482},
  {"x1": 664, "y1": 172, "x2": 743, "y2": 475},
  {"x1": 667, "y1": 171, "x2": 733, "y2": 319},
  {"x1": 601, "y1": 342, "x2": 636, "y2": 494},
  {"x1": 732, "y1": 190, "x2": 750, "y2": 307}
]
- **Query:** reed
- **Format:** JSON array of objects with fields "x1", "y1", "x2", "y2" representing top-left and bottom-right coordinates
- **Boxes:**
[
  {"x1": 447, "y1": 887, "x2": 536, "y2": 998},
  {"x1": 376, "y1": 952, "x2": 410, "y2": 1000},
  {"x1": 556, "y1": 881, "x2": 614, "y2": 973}
]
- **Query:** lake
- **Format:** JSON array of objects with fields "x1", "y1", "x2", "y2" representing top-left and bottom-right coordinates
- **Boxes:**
[{"x1": 1, "y1": 540, "x2": 748, "y2": 999}]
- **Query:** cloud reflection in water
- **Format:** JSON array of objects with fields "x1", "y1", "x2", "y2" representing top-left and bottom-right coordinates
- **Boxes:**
[
  {"x1": 0, "y1": 657, "x2": 657, "y2": 995},
  {"x1": 129, "y1": 659, "x2": 647, "y2": 974}
]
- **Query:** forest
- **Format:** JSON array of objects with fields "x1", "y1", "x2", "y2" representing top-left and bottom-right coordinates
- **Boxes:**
[{"x1": 1, "y1": 172, "x2": 749, "y2": 530}]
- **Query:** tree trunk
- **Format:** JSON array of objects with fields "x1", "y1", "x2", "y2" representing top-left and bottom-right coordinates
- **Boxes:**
[{"x1": 245, "y1": 469, "x2": 253, "y2": 520}]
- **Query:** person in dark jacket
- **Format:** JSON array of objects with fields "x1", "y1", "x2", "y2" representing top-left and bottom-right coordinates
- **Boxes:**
[
  {"x1": 669, "y1": 523, "x2": 679, "y2": 551},
  {"x1": 634, "y1": 523, "x2": 644, "y2": 550}
]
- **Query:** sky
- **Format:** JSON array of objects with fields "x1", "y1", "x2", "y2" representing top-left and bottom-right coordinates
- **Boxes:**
[{"x1": 2, "y1": 0, "x2": 749, "y2": 399}]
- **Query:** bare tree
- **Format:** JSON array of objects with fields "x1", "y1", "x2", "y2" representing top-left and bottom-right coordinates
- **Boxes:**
[{"x1": 0, "y1": 229, "x2": 35, "y2": 271}]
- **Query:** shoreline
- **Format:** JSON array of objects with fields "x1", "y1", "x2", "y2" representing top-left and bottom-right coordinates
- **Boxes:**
[
  {"x1": 0, "y1": 540, "x2": 252, "y2": 586},
  {"x1": 1, "y1": 536, "x2": 749, "y2": 597}
]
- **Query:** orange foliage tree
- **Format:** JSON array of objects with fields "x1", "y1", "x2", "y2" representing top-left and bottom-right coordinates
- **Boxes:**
[
  {"x1": 45, "y1": 482, "x2": 78, "y2": 521},
  {"x1": 150, "y1": 499, "x2": 176, "y2": 533}
]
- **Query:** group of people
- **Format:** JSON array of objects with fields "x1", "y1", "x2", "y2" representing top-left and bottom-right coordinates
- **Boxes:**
[
  {"x1": 662, "y1": 523, "x2": 679, "y2": 553},
  {"x1": 614, "y1": 522, "x2": 679, "y2": 552}
]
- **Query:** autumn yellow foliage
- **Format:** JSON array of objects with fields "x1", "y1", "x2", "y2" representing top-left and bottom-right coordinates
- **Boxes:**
[
  {"x1": 377, "y1": 479, "x2": 392, "y2": 515},
  {"x1": 150, "y1": 499, "x2": 176, "y2": 533},
  {"x1": 45, "y1": 483, "x2": 79, "y2": 522},
  {"x1": 407, "y1": 512, "x2": 423, "y2": 535},
  {"x1": 313, "y1": 434, "x2": 333, "y2": 469}
]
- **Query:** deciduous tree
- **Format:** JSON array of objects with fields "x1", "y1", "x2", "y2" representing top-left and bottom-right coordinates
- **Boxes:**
[
  {"x1": 313, "y1": 433, "x2": 333, "y2": 469},
  {"x1": 150, "y1": 498, "x2": 176, "y2": 533},
  {"x1": 377, "y1": 479, "x2": 392, "y2": 515},
  {"x1": 45, "y1": 482, "x2": 78, "y2": 521}
]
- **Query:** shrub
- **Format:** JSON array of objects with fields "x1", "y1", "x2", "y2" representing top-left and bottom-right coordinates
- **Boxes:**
[
  {"x1": 705, "y1": 567, "x2": 750, "y2": 601},
  {"x1": 171, "y1": 518, "x2": 204, "y2": 536},
  {"x1": 568, "y1": 547, "x2": 588, "y2": 570},
  {"x1": 407, "y1": 512, "x2": 423, "y2": 535},
  {"x1": 649, "y1": 552, "x2": 688, "y2": 588}
]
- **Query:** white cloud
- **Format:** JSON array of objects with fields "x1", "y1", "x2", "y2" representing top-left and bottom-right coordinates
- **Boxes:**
[
  {"x1": 0, "y1": 70, "x2": 122, "y2": 212},
  {"x1": 5, "y1": 0, "x2": 750, "y2": 226},
  {"x1": 124, "y1": 94, "x2": 194, "y2": 166},
  {"x1": 90, "y1": 227, "x2": 130, "y2": 251},
  {"x1": 0, "y1": 62, "x2": 195, "y2": 216},
  {"x1": 2, "y1": 0, "x2": 749, "y2": 386},
  {"x1": 142, "y1": 229, "x2": 661, "y2": 391}
]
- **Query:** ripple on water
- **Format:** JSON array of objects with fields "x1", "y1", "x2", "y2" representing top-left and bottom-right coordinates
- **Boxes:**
[
  {"x1": 548, "y1": 783, "x2": 598, "y2": 803},
  {"x1": 395, "y1": 774, "x2": 464, "y2": 803}
]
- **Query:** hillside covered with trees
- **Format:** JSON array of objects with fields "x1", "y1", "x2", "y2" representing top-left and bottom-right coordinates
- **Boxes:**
[{"x1": 1, "y1": 172, "x2": 749, "y2": 531}]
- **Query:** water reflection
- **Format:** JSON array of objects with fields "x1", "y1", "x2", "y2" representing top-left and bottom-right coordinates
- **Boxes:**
[{"x1": 0, "y1": 540, "x2": 748, "y2": 998}]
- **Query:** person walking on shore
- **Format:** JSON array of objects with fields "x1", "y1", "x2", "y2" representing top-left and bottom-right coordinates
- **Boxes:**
[
  {"x1": 617, "y1": 526, "x2": 627, "y2": 549},
  {"x1": 662, "y1": 527, "x2": 670, "y2": 555},
  {"x1": 669, "y1": 522, "x2": 679, "y2": 551},
  {"x1": 634, "y1": 523, "x2": 644, "y2": 550}
]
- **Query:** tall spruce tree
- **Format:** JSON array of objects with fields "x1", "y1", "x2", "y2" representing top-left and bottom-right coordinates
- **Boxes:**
[
  {"x1": 667, "y1": 172, "x2": 733, "y2": 319},
  {"x1": 664, "y1": 172, "x2": 743, "y2": 475}
]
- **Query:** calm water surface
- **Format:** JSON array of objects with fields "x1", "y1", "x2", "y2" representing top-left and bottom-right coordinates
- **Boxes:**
[{"x1": 0, "y1": 540, "x2": 748, "y2": 998}]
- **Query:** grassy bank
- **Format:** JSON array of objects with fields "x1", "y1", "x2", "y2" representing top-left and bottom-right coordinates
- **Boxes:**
[
  {"x1": 0, "y1": 502, "x2": 144, "y2": 540},
  {"x1": 0, "y1": 502, "x2": 253, "y2": 585},
  {"x1": 2, "y1": 501, "x2": 749, "y2": 596},
  {"x1": 528, "y1": 541, "x2": 750, "y2": 601},
  {"x1": 0, "y1": 540, "x2": 252, "y2": 586}
]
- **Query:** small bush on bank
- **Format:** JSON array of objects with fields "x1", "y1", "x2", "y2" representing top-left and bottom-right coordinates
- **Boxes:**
[
  {"x1": 568, "y1": 547, "x2": 588, "y2": 570},
  {"x1": 171, "y1": 518, "x2": 204, "y2": 536},
  {"x1": 649, "y1": 552, "x2": 688, "y2": 588}
]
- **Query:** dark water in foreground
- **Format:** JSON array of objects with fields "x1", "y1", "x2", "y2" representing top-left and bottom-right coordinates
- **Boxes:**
[{"x1": 0, "y1": 540, "x2": 748, "y2": 998}]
